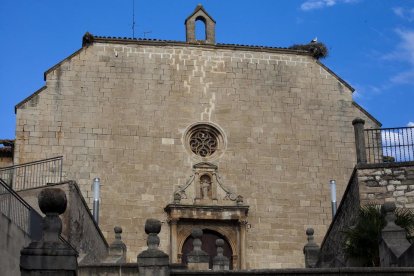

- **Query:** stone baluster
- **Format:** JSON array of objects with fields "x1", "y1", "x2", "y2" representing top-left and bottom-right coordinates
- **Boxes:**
[
  {"x1": 352, "y1": 117, "x2": 367, "y2": 164},
  {"x1": 20, "y1": 188, "x2": 78, "y2": 275},
  {"x1": 187, "y1": 228, "x2": 210, "y2": 270},
  {"x1": 212, "y1": 239, "x2": 229, "y2": 270},
  {"x1": 303, "y1": 228, "x2": 320, "y2": 268},
  {"x1": 137, "y1": 219, "x2": 169, "y2": 276},
  {"x1": 103, "y1": 226, "x2": 127, "y2": 263},
  {"x1": 379, "y1": 202, "x2": 412, "y2": 267}
]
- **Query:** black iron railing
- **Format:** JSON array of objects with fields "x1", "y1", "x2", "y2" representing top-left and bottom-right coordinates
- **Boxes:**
[
  {"x1": 0, "y1": 156, "x2": 63, "y2": 191},
  {"x1": 364, "y1": 127, "x2": 414, "y2": 163},
  {"x1": 0, "y1": 178, "x2": 42, "y2": 239}
]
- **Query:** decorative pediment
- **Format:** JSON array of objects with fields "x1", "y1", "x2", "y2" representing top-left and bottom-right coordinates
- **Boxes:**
[
  {"x1": 193, "y1": 162, "x2": 218, "y2": 170},
  {"x1": 173, "y1": 162, "x2": 244, "y2": 206}
]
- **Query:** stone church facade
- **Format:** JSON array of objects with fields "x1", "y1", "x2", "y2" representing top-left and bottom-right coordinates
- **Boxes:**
[{"x1": 12, "y1": 5, "x2": 380, "y2": 269}]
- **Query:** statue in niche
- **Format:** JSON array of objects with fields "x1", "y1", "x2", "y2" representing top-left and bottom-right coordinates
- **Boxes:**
[{"x1": 200, "y1": 174, "x2": 212, "y2": 199}]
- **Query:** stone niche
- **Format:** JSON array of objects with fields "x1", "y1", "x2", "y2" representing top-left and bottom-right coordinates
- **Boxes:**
[{"x1": 165, "y1": 162, "x2": 249, "y2": 269}]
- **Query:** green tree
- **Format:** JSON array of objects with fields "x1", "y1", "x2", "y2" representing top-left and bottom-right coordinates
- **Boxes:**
[{"x1": 343, "y1": 204, "x2": 414, "y2": 267}]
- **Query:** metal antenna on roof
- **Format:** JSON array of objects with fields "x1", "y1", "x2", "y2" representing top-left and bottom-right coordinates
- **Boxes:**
[{"x1": 132, "y1": 0, "x2": 136, "y2": 38}]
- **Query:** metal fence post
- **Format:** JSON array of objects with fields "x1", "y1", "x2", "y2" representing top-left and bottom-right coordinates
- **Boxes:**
[{"x1": 352, "y1": 118, "x2": 367, "y2": 164}]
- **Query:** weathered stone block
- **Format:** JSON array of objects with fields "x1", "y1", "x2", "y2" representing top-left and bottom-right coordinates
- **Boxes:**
[{"x1": 387, "y1": 185, "x2": 395, "y2": 192}]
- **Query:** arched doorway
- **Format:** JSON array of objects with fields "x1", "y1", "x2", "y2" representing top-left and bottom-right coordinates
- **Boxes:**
[{"x1": 181, "y1": 229, "x2": 233, "y2": 270}]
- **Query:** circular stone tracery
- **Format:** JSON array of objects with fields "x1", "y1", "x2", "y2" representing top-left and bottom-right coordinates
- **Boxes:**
[
  {"x1": 184, "y1": 123, "x2": 225, "y2": 160},
  {"x1": 189, "y1": 129, "x2": 217, "y2": 157}
]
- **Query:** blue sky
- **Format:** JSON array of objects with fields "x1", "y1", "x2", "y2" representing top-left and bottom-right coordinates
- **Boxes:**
[{"x1": 1, "y1": 0, "x2": 413, "y2": 139}]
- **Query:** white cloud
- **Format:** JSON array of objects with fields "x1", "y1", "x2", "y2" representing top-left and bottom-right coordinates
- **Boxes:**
[
  {"x1": 396, "y1": 29, "x2": 414, "y2": 64},
  {"x1": 300, "y1": 0, "x2": 359, "y2": 11},
  {"x1": 393, "y1": 7, "x2": 414, "y2": 22},
  {"x1": 380, "y1": 129, "x2": 414, "y2": 162},
  {"x1": 391, "y1": 70, "x2": 414, "y2": 84},
  {"x1": 408, "y1": 122, "x2": 414, "y2": 127},
  {"x1": 352, "y1": 83, "x2": 391, "y2": 99},
  {"x1": 384, "y1": 29, "x2": 414, "y2": 85}
]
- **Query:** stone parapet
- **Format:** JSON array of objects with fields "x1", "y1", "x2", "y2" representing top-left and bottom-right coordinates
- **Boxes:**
[{"x1": 357, "y1": 162, "x2": 414, "y2": 208}]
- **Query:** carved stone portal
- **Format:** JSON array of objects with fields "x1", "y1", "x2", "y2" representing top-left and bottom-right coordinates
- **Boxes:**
[
  {"x1": 165, "y1": 205, "x2": 248, "y2": 270},
  {"x1": 165, "y1": 162, "x2": 248, "y2": 269}
]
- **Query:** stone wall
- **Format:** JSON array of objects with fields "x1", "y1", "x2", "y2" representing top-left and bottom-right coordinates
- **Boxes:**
[
  {"x1": 17, "y1": 181, "x2": 109, "y2": 264},
  {"x1": 0, "y1": 155, "x2": 13, "y2": 167},
  {"x1": 78, "y1": 264, "x2": 138, "y2": 276},
  {"x1": 171, "y1": 267, "x2": 414, "y2": 275},
  {"x1": 0, "y1": 140, "x2": 14, "y2": 168},
  {"x1": 14, "y1": 39, "x2": 379, "y2": 268},
  {"x1": 317, "y1": 169, "x2": 360, "y2": 267},
  {"x1": 357, "y1": 162, "x2": 414, "y2": 208},
  {"x1": 0, "y1": 212, "x2": 31, "y2": 276},
  {"x1": 78, "y1": 265, "x2": 414, "y2": 275}
]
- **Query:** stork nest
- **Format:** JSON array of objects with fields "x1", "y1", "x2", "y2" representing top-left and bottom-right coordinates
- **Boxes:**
[{"x1": 289, "y1": 42, "x2": 328, "y2": 59}]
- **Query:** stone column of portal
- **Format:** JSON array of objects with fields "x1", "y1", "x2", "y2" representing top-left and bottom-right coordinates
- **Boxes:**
[
  {"x1": 240, "y1": 219, "x2": 247, "y2": 269},
  {"x1": 20, "y1": 188, "x2": 78, "y2": 276},
  {"x1": 170, "y1": 219, "x2": 178, "y2": 264}
]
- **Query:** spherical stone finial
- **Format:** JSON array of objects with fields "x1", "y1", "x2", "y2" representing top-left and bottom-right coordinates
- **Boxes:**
[
  {"x1": 216, "y1": 239, "x2": 224, "y2": 247},
  {"x1": 191, "y1": 227, "x2": 203, "y2": 239},
  {"x1": 145, "y1": 219, "x2": 161, "y2": 235},
  {"x1": 38, "y1": 188, "x2": 67, "y2": 215},
  {"x1": 306, "y1": 228, "x2": 314, "y2": 236},
  {"x1": 382, "y1": 202, "x2": 396, "y2": 214},
  {"x1": 114, "y1": 226, "x2": 122, "y2": 234}
]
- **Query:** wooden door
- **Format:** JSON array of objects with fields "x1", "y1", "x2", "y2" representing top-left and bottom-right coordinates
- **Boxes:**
[{"x1": 181, "y1": 229, "x2": 233, "y2": 269}]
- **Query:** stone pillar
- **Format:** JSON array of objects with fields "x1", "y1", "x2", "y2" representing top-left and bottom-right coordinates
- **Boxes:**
[
  {"x1": 352, "y1": 118, "x2": 367, "y2": 164},
  {"x1": 20, "y1": 188, "x2": 78, "y2": 276},
  {"x1": 303, "y1": 228, "x2": 320, "y2": 268},
  {"x1": 187, "y1": 228, "x2": 210, "y2": 270},
  {"x1": 103, "y1": 226, "x2": 127, "y2": 263},
  {"x1": 379, "y1": 202, "x2": 411, "y2": 267},
  {"x1": 239, "y1": 219, "x2": 248, "y2": 269},
  {"x1": 137, "y1": 219, "x2": 170, "y2": 276},
  {"x1": 213, "y1": 239, "x2": 229, "y2": 270},
  {"x1": 169, "y1": 219, "x2": 178, "y2": 264}
]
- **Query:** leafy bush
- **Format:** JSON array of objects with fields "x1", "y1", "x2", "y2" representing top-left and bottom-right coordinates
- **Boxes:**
[{"x1": 342, "y1": 204, "x2": 414, "y2": 267}]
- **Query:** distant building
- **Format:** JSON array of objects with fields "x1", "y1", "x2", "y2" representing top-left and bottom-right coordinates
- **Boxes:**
[{"x1": 8, "y1": 5, "x2": 381, "y2": 269}]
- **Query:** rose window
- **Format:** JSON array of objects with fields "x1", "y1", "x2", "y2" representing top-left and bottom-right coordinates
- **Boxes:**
[
  {"x1": 184, "y1": 123, "x2": 225, "y2": 160},
  {"x1": 189, "y1": 129, "x2": 218, "y2": 157}
]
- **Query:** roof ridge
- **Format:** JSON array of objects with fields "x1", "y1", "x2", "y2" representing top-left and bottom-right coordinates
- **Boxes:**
[{"x1": 91, "y1": 34, "x2": 295, "y2": 51}]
